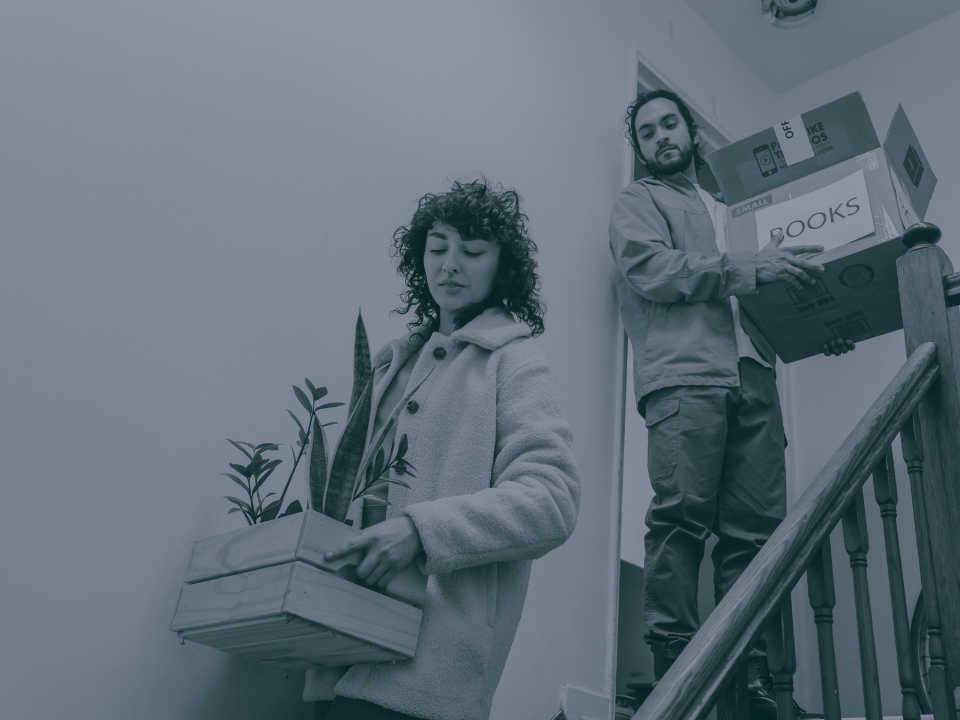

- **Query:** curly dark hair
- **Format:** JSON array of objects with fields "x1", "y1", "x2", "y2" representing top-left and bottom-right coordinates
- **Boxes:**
[
  {"x1": 391, "y1": 177, "x2": 545, "y2": 337},
  {"x1": 625, "y1": 88, "x2": 705, "y2": 171}
]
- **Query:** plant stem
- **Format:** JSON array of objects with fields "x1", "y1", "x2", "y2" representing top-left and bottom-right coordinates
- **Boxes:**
[{"x1": 275, "y1": 408, "x2": 316, "y2": 513}]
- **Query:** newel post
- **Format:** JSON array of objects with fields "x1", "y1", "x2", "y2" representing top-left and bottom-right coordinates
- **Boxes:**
[{"x1": 896, "y1": 222, "x2": 960, "y2": 682}]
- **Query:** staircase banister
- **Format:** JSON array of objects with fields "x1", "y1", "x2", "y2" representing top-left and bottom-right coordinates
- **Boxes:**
[{"x1": 634, "y1": 342, "x2": 940, "y2": 720}]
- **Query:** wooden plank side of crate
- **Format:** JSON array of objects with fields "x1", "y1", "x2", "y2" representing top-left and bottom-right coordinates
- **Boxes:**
[
  {"x1": 180, "y1": 616, "x2": 402, "y2": 668},
  {"x1": 285, "y1": 563, "x2": 421, "y2": 658},
  {"x1": 184, "y1": 513, "x2": 304, "y2": 584},
  {"x1": 227, "y1": 629, "x2": 401, "y2": 667},
  {"x1": 171, "y1": 563, "x2": 293, "y2": 632},
  {"x1": 298, "y1": 511, "x2": 427, "y2": 608},
  {"x1": 180, "y1": 616, "x2": 330, "y2": 649}
]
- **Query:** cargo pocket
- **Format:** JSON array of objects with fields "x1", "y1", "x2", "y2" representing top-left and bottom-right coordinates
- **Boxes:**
[{"x1": 645, "y1": 396, "x2": 680, "y2": 485}]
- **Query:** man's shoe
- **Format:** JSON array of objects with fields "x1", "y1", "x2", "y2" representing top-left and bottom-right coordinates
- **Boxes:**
[{"x1": 746, "y1": 657, "x2": 824, "y2": 719}]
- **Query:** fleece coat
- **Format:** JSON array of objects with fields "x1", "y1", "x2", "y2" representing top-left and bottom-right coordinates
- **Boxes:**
[{"x1": 303, "y1": 308, "x2": 581, "y2": 720}]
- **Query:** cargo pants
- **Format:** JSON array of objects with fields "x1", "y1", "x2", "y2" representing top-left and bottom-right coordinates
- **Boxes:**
[{"x1": 641, "y1": 358, "x2": 786, "y2": 662}]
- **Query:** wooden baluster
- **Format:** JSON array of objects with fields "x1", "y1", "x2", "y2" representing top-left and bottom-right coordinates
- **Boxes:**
[
  {"x1": 764, "y1": 599, "x2": 798, "y2": 720},
  {"x1": 872, "y1": 444, "x2": 923, "y2": 720},
  {"x1": 841, "y1": 486, "x2": 883, "y2": 720},
  {"x1": 807, "y1": 540, "x2": 842, "y2": 720},
  {"x1": 715, "y1": 663, "x2": 749, "y2": 720},
  {"x1": 900, "y1": 415, "x2": 957, "y2": 720},
  {"x1": 899, "y1": 222, "x2": 960, "y2": 677}
]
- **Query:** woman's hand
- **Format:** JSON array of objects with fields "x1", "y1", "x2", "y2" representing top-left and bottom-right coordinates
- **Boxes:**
[{"x1": 325, "y1": 516, "x2": 424, "y2": 589}]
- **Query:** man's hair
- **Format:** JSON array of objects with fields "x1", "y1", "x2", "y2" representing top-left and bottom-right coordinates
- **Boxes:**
[
  {"x1": 624, "y1": 88, "x2": 705, "y2": 170},
  {"x1": 391, "y1": 177, "x2": 545, "y2": 337}
]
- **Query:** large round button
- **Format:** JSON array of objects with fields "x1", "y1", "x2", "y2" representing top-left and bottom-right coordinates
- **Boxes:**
[
  {"x1": 406, "y1": 399, "x2": 419, "y2": 414},
  {"x1": 433, "y1": 346, "x2": 447, "y2": 360}
]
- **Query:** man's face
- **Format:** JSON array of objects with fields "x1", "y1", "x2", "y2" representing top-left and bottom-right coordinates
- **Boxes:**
[{"x1": 633, "y1": 98, "x2": 697, "y2": 176}]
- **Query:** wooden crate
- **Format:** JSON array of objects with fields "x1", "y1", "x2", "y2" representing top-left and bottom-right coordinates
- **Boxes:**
[{"x1": 170, "y1": 510, "x2": 427, "y2": 668}]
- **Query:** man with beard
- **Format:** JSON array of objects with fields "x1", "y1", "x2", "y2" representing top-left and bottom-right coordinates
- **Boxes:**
[{"x1": 609, "y1": 89, "x2": 852, "y2": 716}]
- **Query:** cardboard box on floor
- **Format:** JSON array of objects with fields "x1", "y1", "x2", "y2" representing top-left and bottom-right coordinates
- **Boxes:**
[{"x1": 705, "y1": 92, "x2": 937, "y2": 363}]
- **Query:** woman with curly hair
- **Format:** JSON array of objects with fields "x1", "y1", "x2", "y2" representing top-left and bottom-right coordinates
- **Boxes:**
[{"x1": 305, "y1": 178, "x2": 581, "y2": 720}]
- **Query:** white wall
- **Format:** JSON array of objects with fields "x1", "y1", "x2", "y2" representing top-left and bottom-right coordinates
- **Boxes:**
[
  {"x1": 0, "y1": 1, "x2": 777, "y2": 719},
  {"x1": 777, "y1": 11, "x2": 960, "y2": 716}
]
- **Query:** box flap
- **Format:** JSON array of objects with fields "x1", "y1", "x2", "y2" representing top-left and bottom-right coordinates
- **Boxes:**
[
  {"x1": 706, "y1": 92, "x2": 880, "y2": 205},
  {"x1": 883, "y1": 105, "x2": 936, "y2": 219}
]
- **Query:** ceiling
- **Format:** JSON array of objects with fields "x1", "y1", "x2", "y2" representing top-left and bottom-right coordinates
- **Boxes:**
[{"x1": 682, "y1": 0, "x2": 960, "y2": 92}]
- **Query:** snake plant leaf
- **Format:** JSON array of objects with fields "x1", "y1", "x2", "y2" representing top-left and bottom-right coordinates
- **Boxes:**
[
  {"x1": 323, "y1": 376, "x2": 373, "y2": 521},
  {"x1": 227, "y1": 439, "x2": 254, "y2": 461},
  {"x1": 348, "y1": 310, "x2": 372, "y2": 416},
  {"x1": 351, "y1": 369, "x2": 433, "y2": 502},
  {"x1": 293, "y1": 385, "x2": 312, "y2": 414},
  {"x1": 309, "y1": 416, "x2": 328, "y2": 511}
]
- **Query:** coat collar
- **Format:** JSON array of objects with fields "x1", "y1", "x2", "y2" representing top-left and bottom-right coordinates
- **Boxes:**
[
  {"x1": 449, "y1": 307, "x2": 531, "y2": 350},
  {"x1": 372, "y1": 307, "x2": 531, "y2": 370}
]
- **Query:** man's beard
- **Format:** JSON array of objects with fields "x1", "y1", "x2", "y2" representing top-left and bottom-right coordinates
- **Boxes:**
[{"x1": 643, "y1": 141, "x2": 695, "y2": 176}]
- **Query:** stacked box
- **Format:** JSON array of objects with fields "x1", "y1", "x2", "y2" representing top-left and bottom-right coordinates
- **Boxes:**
[{"x1": 706, "y1": 93, "x2": 936, "y2": 363}]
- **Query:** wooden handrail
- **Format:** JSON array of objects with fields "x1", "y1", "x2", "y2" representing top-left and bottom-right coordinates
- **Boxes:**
[{"x1": 634, "y1": 342, "x2": 940, "y2": 720}]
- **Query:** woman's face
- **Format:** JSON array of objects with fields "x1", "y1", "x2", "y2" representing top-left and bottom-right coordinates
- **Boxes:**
[{"x1": 424, "y1": 221, "x2": 500, "y2": 331}]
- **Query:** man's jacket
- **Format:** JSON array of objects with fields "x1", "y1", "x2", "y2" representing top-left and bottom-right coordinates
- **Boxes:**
[{"x1": 609, "y1": 173, "x2": 776, "y2": 412}]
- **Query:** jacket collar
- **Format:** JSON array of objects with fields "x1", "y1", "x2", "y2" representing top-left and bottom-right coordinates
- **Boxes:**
[
  {"x1": 373, "y1": 307, "x2": 530, "y2": 370},
  {"x1": 450, "y1": 307, "x2": 531, "y2": 350},
  {"x1": 640, "y1": 172, "x2": 724, "y2": 204}
]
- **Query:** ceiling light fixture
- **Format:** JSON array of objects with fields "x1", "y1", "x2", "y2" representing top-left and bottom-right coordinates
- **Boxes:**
[{"x1": 761, "y1": 0, "x2": 819, "y2": 29}]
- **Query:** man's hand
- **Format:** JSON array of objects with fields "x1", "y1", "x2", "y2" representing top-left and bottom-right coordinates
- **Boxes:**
[
  {"x1": 823, "y1": 339, "x2": 856, "y2": 357},
  {"x1": 324, "y1": 516, "x2": 423, "y2": 589},
  {"x1": 757, "y1": 229, "x2": 825, "y2": 290}
]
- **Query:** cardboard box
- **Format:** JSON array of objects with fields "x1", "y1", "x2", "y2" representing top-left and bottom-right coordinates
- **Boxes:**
[{"x1": 706, "y1": 94, "x2": 937, "y2": 363}]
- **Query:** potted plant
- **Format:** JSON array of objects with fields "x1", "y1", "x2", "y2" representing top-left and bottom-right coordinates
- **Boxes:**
[{"x1": 170, "y1": 312, "x2": 427, "y2": 668}]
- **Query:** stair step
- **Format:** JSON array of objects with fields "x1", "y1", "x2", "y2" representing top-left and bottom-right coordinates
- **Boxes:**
[{"x1": 841, "y1": 716, "x2": 934, "y2": 720}]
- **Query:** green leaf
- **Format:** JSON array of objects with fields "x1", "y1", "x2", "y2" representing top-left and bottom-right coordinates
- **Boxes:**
[
  {"x1": 316, "y1": 402, "x2": 345, "y2": 410},
  {"x1": 251, "y1": 466, "x2": 278, "y2": 496},
  {"x1": 299, "y1": 428, "x2": 308, "y2": 446},
  {"x1": 229, "y1": 462, "x2": 253, "y2": 479},
  {"x1": 293, "y1": 385, "x2": 313, "y2": 414},
  {"x1": 260, "y1": 499, "x2": 283, "y2": 522},
  {"x1": 314, "y1": 386, "x2": 328, "y2": 401},
  {"x1": 396, "y1": 434, "x2": 408, "y2": 459},
  {"x1": 287, "y1": 409, "x2": 305, "y2": 433},
  {"x1": 224, "y1": 496, "x2": 254, "y2": 513},
  {"x1": 222, "y1": 473, "x2": 250, "y2": 492},
  {"x1": 227, "y1": 439, "x2": 254, "y2": 461},
  {"x1": 255, "y1": 442, "x2": 280, "y2": 453},
  {"x1": 227, "y1": 507, "x2": 242, "y2": 514},
  {"x1": 279, "y1": 499, "x2": 303, "y2": 517},
  {"x1": 304, "y1": 378, "x2": 317, "y2": 398},
  {"x1": 322, "y1": 421, "x2": 337, "y2": 427}
]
